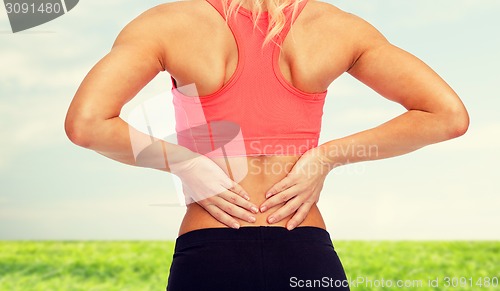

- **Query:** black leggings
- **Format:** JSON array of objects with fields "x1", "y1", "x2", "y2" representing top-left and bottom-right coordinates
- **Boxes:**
[{"x1": 166, "y1": 226, "x2": 350, "y2": 290}]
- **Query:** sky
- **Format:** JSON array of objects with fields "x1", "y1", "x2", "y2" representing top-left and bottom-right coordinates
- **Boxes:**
[{"x1": 0, "y1": 0, "x2": 499, "y2": 241}]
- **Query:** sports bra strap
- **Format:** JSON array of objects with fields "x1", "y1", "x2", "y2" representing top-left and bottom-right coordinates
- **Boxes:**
[{"x1": 275, "y1": 0, "x2": 309, "y2": 45}]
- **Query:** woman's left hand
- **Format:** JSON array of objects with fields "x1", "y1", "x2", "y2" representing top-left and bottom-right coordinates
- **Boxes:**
[{"x1": 259, "y1": 146, "x2": 333, "y2": 230}]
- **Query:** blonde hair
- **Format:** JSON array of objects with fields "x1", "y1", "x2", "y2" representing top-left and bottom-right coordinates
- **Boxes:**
[{"x1": 221, "y1": 0, "x2": 305, "y2": 49}]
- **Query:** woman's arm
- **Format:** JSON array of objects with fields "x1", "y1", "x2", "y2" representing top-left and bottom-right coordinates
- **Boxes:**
[
  {"x1": 65, "y1": 7, "x2": 258, "y2": 228},
  {"x1": 261, "y1": 12, "x2": 469, "y2": 229},
  {"x1": 65, "y1": 9, "x2": 165, "y2": 163},
  {"x1": 319, "y1": 14, "x2": 469, "y2": 166}
]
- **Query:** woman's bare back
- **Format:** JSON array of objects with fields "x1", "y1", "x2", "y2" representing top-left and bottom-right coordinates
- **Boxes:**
[
  {"x1": 149, "y1": 0, "x2": 356, "y2": 235},
  {"x1": 163, "y1": 0, "x2": 355, "y2": 97},
  {"x1": 65, "y1": 0, "x2": 468, "y2": 237}
]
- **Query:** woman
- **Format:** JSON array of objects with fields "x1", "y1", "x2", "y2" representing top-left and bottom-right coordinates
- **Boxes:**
[{"x1": 65, "y1": 0, "x2": 469, "y2": 290}]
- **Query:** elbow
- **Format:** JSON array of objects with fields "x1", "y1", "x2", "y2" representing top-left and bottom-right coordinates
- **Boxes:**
[
  {"x1": 64, "y1": 112, "x2": 96, "y2": 148},
  {"x1": 451, "y1": 112, "x2": 470, "y2": 138},
  {"x1": 441, "y1": 103, "x2": 470, "y2": 139}
]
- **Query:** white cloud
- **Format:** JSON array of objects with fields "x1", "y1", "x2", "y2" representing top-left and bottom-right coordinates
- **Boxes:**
[
  {"x1": 0, "y1": 46, "x2": 94, "y2": 92},
  {"x1": 0, "y1": 94, "x2": 69, "y2": 164}
]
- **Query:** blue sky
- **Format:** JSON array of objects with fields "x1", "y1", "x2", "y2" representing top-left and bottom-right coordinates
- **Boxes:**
[{"x1": 0, "y1": 0, "x2": 499, "y2": 240}]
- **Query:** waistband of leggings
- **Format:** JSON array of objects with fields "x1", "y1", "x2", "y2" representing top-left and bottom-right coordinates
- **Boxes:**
[{"x1": 174, "y1": 226, "x2": 333, "y2": 249}]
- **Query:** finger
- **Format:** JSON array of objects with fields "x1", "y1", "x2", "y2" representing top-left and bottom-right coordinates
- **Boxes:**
[
  {"x1": 265, "y1": 176, "x2": 295, "y2": 198},
  {"x1": 219, "y1": 191, "x2": 259, "y2": 214},
  {"x1": 286, "y1": 201, "x2": 315, "y2": 231},
  {"x1": 260, "y1": 186, "x2": 299, "y2": 213},
  {"x1": 183, "y1": 180, "x2": 222, "y2": 202},
  {"x1": 227, "y1": 180, "x2": 250, "y2": 201},
  {"x1": 201, "y1": 202, "x2": 241, "y2": 229},
  {"x1": 266, "y1": 196, "x2": 304, "y2": 224},
  {"x1": 205, "y1": 195, "x2": 257, "y2": 223}
]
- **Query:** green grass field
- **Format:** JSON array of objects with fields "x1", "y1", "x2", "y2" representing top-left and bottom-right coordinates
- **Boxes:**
[{"x1": 0, "y1": 241, "x2": 498, "y2": 290}]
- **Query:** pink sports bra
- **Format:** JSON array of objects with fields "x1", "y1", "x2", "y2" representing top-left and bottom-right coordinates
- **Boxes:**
[{"x1": 171, "y1": 0, "x2": 327, "y2": 157}]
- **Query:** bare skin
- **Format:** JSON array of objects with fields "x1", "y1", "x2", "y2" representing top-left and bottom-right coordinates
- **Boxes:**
[{"x1": 65, "y1": 0, "x2": 469, "y2": 237}]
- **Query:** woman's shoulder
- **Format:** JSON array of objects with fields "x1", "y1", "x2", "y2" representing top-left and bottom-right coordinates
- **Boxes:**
[
  {"x1": 305, "y1": 1, "x2": 386, "y2": 44},
  {"x1": 144, "y1": 0, "x2": 213, "y2": 16},
  {"x1": 127, "y1": 1, "x2": 212, "y2": 27},
  {"x1": 303, "y1": 0, "x2": 350, "y2": 20},
  {"x1": 115, "y1": 1, "x2": 216, "y2": 45},
  {"x1": 306, "y1": 1, "x2": 370, "y2": 28}
]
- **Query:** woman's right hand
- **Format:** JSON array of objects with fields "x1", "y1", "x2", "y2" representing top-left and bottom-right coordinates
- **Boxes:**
[{"x1": 169, "y1": 153, "x2": 259, "y2": 229}]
